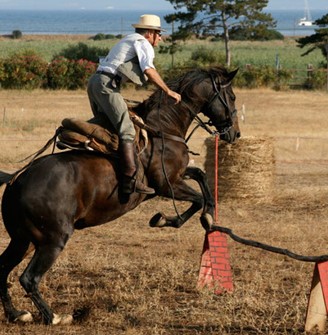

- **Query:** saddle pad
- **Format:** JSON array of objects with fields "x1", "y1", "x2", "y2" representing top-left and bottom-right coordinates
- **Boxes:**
[
  {"x1": 58, "y1": 129, "x2": 113, "y2": 154},
  {"x1": 58, "y1": 113, "x2": 148, "y2": 155},
  {"x1": 62, "y1": 117, "x2": 119, "y2": 149}
]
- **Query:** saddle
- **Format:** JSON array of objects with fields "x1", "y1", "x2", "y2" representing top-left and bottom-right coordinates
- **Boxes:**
[{"x1": 57, "y1": 112, "x2": 148, "y2": 155}]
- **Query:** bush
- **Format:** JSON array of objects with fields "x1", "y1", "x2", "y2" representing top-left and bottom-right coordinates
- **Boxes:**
[
  {"x1": 189, "y1": 47, "x2": 226, "y2": 67},
  {"x1": 230, "y1": 27, "x2": 284, "y2": 41},
  {"x1": 70, "y1": 58, "x2": 97, "y2": 90},
  {"x1": 0, "y1": 59, "x2": 5, "y2": 85},
  {"x1": 47, "y1": 56, "x2": 96, "y2": 90},
  {"x1": 12, "y1": 30, "x2": 23, "y2": 39},
  {"x1": 233, "y1": 65, "x2": 293, "y2": 89},
  {"x1": 92, "y1": 33, "x2": 117, "y2": 41},
  {"x1": 54, "y1": 42, "x2": 109, "y2": 63},
  {"x1": 0, "y1": 50, "x2": 48, "y2": 89},
  {"x1": 47, "y1": 56, "x2": 74, "y2": 89},
  {"x1": 304, "y1": 68, "x2": 327, "y2": 89}
]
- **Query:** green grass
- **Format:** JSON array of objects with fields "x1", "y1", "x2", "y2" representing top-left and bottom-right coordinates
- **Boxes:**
[
  {"x1": 156, "y1": 38, "x2": 324, "y2": 70},
  {"x1": 0, "y1": 35, "x2": 324, "y2": 71},
  {"x1": 0, "y1": 38, "x2": 118, "y2": 62}
]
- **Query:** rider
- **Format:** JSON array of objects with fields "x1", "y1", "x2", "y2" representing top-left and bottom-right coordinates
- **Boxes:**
[{"x1": 87, "y1": 14, "x2": 181, "y2": 195}]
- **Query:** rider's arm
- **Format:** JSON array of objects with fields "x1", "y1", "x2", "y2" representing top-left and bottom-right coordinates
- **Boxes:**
[
  {"x1": 144, "y1": 68, "x2": 181, "y2": 104},
  {"x1": 135, "y1": 39, "x2": 181, "y2": 104}
]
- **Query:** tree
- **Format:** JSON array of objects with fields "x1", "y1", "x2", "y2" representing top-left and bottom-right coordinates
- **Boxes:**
[
  {"x1": 164, "y1": 0, "x2": 276, "y2": 66},
  {"x1": 297, "y1": 14, "x2": 328, "y2": 60}
]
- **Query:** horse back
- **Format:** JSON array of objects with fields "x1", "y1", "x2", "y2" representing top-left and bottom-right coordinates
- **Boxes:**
[{"x1": 2, "y1": 151, "x2": 147, "y2": 231}]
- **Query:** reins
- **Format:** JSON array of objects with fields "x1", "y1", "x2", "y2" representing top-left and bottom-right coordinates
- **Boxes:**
[
  {"x1": 153, "y1": 72, "x2": 236, "y2": 221},
  {"x1": 183, "y1": 75, "x2": 236, "y2": 143},
  {"x1": 157, "y1": 91, "x2": 183, "y2": 221}
]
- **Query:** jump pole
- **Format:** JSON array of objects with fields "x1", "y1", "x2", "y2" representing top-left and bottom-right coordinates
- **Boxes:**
[
  {"x1": 197, "y1": 135, "x2": 233, "y2": 294},
  {"x1": 305, "y1": 261, "x2": 328, "y2": 331}
]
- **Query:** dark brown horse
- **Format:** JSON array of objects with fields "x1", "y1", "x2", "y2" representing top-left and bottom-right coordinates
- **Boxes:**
[{"x1": 0, "y1": 67, "x2": 240, "y2": 325}]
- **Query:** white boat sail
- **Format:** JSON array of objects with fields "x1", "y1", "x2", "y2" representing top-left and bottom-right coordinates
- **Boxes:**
[{"x1": 298, "y1": 0, "x2": 313, "y2": 26}]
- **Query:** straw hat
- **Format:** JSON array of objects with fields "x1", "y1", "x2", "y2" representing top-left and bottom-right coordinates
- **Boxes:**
[{"x1": 132, "y1": 14, "x2": 166, "y2": 31}]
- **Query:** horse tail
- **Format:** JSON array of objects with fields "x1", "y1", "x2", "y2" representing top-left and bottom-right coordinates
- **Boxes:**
[{"x1": 0, "y1": 171, "x2": 15, "y2": 187}]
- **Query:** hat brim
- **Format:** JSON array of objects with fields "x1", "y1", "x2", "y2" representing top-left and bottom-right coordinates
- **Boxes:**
[{"x1": 132, "y1": 24, "x2": 166, "y2": 32}]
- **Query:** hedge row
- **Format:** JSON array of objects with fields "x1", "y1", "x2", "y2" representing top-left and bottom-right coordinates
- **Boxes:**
[
  {"x1": 0, "y1": 50, "x2": 326, "y2": 90},
  {"x1": 0, "y1": 51, "x2": 97, "y2": 90}
]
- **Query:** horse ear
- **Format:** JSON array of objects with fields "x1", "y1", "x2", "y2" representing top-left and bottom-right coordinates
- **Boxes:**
[{"x1": 228, "y1": 68, "x2": 239, "y2": 81}]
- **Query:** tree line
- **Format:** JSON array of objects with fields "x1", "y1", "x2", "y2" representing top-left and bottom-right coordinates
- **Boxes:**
[{"x1": 163, "y1": 0, "x2": 328, "y2": 67}]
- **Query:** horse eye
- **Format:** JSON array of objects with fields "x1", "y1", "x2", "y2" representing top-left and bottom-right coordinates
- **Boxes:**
[{"x1": 229, "y1": 93, "x2": 236, "y2": 101}]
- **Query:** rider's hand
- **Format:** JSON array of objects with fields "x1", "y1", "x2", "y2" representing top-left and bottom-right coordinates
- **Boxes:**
[{"x1": 167, "y1": 90, "x2": 181, "y2": 104}]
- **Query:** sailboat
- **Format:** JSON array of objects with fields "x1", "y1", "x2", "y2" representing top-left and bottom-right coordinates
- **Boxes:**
[{"x1": 298, "y1": 0, "x2": 313, "y2": 26}]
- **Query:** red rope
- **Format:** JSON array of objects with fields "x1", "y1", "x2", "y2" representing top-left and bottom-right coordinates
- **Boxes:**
[{"x1": 214, "y1": 135, "x2": 219, "y2": 224}]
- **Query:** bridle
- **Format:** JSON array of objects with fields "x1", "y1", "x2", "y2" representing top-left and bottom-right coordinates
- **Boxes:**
[
  {"x1": 185, "y1": 73, "x2": 237, "y2": 142},
  {"x1": 205, "y1": 73, "x2": 237, "y2": 135},
  {"x1": 155, "y1": 72, "x2": 237, "y2": 220}
]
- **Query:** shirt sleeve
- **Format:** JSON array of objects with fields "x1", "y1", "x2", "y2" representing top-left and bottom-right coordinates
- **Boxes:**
[{"x1": 134, "y1": 39, "x2": 155, "y2": 72}]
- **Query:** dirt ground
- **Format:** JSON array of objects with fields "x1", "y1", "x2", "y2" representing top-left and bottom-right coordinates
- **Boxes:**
[{"x1": 0, "y1": 86, "x2": 327, "y2": 334}]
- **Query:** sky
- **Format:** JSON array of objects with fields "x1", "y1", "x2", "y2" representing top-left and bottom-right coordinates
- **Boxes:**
[{"x1": 0, "y1": 0, "x2": 327, "y2": 11}]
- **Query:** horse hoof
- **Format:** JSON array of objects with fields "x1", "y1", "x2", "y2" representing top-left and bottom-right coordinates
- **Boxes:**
[
  {"x1": 149, "y1": 212, "x2": 167, "y2": 227},
  {"x1": 201, "y1": 213, "x2": 214, "y2": 231},
  {"x1": 15, "y1": 311, "x2": 33, "y2": 323},
  {"x1": 52, "y1": 313, "x2": 73, "y2": 325}
]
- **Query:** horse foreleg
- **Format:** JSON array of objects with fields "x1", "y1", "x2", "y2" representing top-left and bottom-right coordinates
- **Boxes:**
[
  {"x1": 149, "y1": 166, "x2": 215, "y2": 230},
  {"x1": 149, "y1": 200, "x2": 203, "y2": 228},
  {"x1": 0, "y1": 239, "x2": 34, "y2": 323},
  {"x1": 183, "y1": 166, "x2": 215, "y2": 230}
]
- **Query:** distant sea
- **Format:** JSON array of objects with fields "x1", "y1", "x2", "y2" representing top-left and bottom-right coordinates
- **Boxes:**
[{"x1": 0, "y1": 9, "x2": 326, "y2": 36}]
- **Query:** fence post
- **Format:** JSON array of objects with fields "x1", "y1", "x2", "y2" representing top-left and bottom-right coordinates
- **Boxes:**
[{"x1": 324, "y1": 44, "x2": 328, "y2": 91}]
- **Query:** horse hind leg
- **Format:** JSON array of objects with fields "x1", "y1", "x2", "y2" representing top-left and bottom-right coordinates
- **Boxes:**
[
  {"x1": 0, "y1": 238, "x2": 34, "y2": 323},
  {"x1": 19, "y1": 242, "x2": 73, "y2": 325}
]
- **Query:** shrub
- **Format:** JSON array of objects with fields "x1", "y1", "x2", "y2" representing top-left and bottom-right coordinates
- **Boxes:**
[
  {"x1": 92, "y1": 33, "x2": 117, "y2": 41},
  {"x1": 47, "y1": 56, "x2": 73, "y2": 89},
  {"x1": 12, "y1": 30, "x2": 23, "y2": 39},
  {"x1": 93, "y1": 33, "x2": 106, "y2": 41},
  {"x1": 70, "y1": 58, "x2": 97, "y2": 89},
  {"x1": 229, "y1": 27, "x2": 284, "y2": 41},
  {"x1": 274, "y1": 68, "x2": 294, "y2": 90},
  {"x1": 304, "y1": 68, "x2": 327, "y2": 89},
  {"x1": 0, "y1": 59, "x2": 5, "y2": 85},
  {"x1": 189, "y1": 47, "x2": 226, "y2": 67},
  {"x1": 54, "y1": 42, "x2": 109, "y2": 63},
  {"x1": 47, "y1": 56, "x2": 96, "y2": 90},
  {"x1": 0, "y1": 50, "x2": 48, "y2": 89},
  {"x1": 233, "y1": 65, "x2": 293, "y2": 89}
]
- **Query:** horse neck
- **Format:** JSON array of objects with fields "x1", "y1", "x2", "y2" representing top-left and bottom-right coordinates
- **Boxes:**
[{"x1": 144, "y1": 103, "x2": 195, "y2": 138}]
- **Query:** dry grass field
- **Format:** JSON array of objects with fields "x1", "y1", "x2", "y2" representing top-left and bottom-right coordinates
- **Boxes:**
[{"x1": 0, "y1": 85, "x2": 327, "y2": 335}]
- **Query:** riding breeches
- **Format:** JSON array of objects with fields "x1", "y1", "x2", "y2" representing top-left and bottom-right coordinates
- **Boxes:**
[{"x1": 87, "y1": 73, "x2": 136, "y2": 142}]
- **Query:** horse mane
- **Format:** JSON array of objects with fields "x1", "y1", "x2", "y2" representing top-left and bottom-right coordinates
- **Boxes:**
[{"x1": 134, "y1": 66, "x2": 229, "y2": 118}]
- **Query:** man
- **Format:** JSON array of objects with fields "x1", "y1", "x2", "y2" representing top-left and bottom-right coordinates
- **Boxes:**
[{"x1": 87, "y1": 14, "x2": 181, "y2": 195}]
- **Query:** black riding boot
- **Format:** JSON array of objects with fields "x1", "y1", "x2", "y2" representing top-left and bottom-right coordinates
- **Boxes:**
[{"x1": 119, "y1": 140, "x2": 155, "y2": 195}]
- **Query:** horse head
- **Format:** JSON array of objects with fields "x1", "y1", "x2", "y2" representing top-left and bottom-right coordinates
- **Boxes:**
[
  {"x1": 199, "y1": 67, "x2": 240, "y2": 143},
  {"x1": 136, "y1": 66, "x2": 240, "y2": 144}
]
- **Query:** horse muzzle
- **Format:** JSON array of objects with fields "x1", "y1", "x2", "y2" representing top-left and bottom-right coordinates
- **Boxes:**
[{"x1": 220, "y1": 127, "x2": 241, "y2": 143}]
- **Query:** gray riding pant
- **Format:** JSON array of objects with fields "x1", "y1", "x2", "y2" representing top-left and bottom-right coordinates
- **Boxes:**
[{"x1": 87, "y1": 73, "x2": 136, "y2": 142}]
